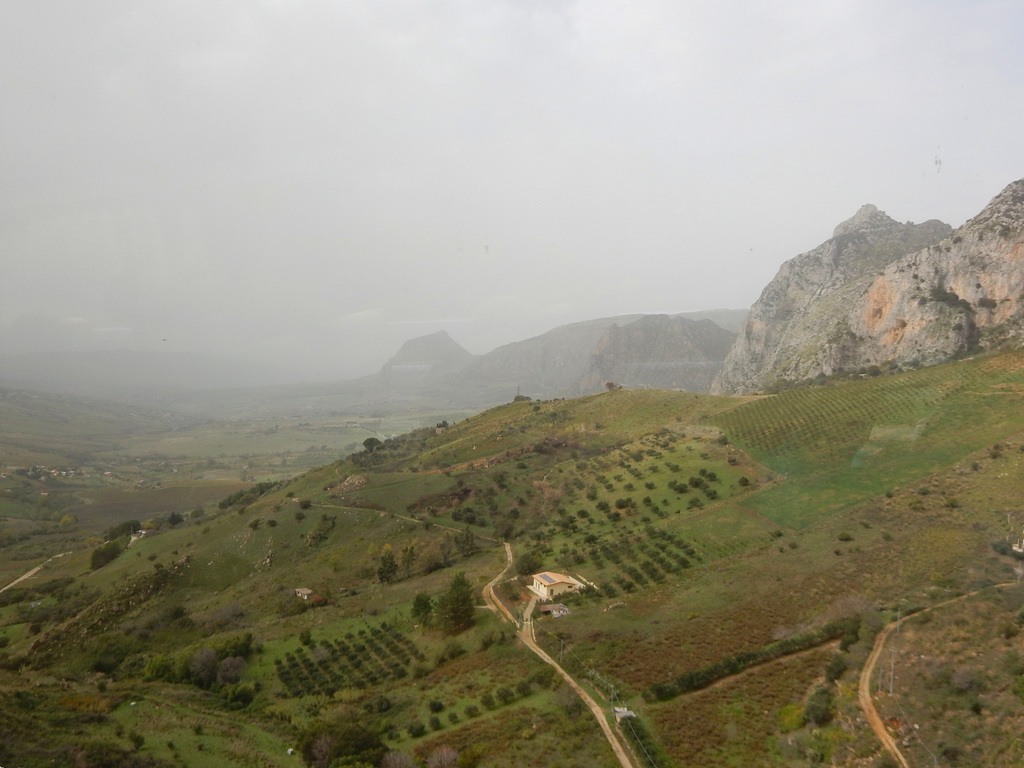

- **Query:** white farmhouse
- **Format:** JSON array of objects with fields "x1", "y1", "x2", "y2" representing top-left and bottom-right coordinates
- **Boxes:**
[{"x1": 529, "y1": 571, "x2": 583, "y2": 601}]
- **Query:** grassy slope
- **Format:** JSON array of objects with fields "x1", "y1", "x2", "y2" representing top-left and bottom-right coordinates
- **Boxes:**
[{"x1": 4, "y1": 355, "x2": 1024, "y2": 766}]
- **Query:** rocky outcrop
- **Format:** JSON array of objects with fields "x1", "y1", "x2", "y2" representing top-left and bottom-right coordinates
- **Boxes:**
[
  {"x1": 462, "y1": 314, "x2": 737, "y2": 400},
  {"x1": 713, "y1": 179, "x2": 1024, "y2": 394},
  {"x1": 578, "y1": 315, "x2": 736, "y2": 393},
  {"x1": 850, "y1": 180, "x2": 1024, "y2": 368},
  {"x1": 712, "y1": 205, "x2": 953, "y2": 393}
]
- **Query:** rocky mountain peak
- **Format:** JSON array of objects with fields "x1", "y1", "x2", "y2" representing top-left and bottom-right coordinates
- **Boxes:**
[
  {"x1": 832, "y1": 204, "x2": 895, "y2": 238},
  {"x1": 712, "y1": 201, "x2": 953, "y2": 394}
]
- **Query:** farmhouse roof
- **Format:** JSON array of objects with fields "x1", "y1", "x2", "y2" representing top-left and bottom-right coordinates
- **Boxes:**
[{"x1": 533, "y1": 571, "x2": 575, "y2": 585}]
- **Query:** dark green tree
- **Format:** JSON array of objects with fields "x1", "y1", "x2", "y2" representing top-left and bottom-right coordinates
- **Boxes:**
[
  {"x1": 377, "y1": 545, "x2": 398, "y2": 585},
  {"x1": 90, "y1": 540, "x2": 123, "y2": 570},
  {"x1": 412, "y1": 593, "x2": 433, "y2": 627},
  {"x1": 400, "y1": 544, "x2": 417, "y2": 579},
  {"x1": 435, "y1": 572, "x2": 475, "y2": 634},
  {"x1": 363, "y1": 437, "x2": 382, "y2": 453},
  {"x1": 439, "y1": 534, "x2": 454, "y2": 568},
  {"x1": 298, "y1": 721, "x2": 386, "y2": 768},
  {"x1": 515, "y1": 549, "x2": 543, "y2": 578},
  {"x1": 804, "y1": 685, "x2": 834, "y2": 726},
  {"x1": 455, "y1": 526, "x2": 476, "y2": 557}
]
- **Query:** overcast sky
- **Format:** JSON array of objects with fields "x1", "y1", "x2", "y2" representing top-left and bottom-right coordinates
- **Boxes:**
[{"x1": 2, "y1": 1, "x2": 1022, "y2": 381}]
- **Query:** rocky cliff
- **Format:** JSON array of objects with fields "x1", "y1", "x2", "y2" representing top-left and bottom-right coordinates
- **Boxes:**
[
  {"x1": 460, "y1": 314, "x2": 737, "y2": 401},
  {"x1": 713, "y1": 179, "x2": 1024, "y2": 394},
  {"x1": 578, "y1": 315, "x2": 736, "y2": 393},
  {"x1": 340, "y1": 313, "x2": 740, "y2": 412}
]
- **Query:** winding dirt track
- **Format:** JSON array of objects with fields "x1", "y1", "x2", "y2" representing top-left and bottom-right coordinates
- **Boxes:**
[
  {"x1": 481, "y1": 542, "x2": 518, "y2": 625},
  {"x1": 859, "y1": 620, "x2": 911, "y2": 768},
  {"x1": 484, "y1": 542, "x2": 635, "y2": 768},
  {"x1": 858, "y1": 583, "x2": 1016, "y2": 768}
]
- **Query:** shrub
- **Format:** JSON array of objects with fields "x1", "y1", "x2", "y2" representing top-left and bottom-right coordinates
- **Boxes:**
[
  {"x1": 407, "y1": 722, "x2": 426, "y2": 738},
  {"x1": 90, "y1": 540, "x2": 124, "y2": 570},
  {"x1": 825, "y1": 653, "x2": 847, "y2": 682},
  {"x1": 804, "y1": 686, "x2": 834, "y2": 726}
]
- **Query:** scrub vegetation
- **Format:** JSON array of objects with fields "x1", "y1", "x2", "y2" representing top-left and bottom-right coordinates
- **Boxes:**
[{"x1": 4, "y1": 350, "x2": 1024, "y2": 766}]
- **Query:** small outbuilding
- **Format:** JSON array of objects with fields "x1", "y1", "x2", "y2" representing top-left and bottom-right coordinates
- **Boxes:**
[
  {"x1": 538, "y1": 603, "x2": 570, "y2": 618},
  {"x1": 529, "y1": 571, "x2": 583, "y2": 601},
  {"x1": 294, "y1": 587, "x2": 313, "y2": 600}
]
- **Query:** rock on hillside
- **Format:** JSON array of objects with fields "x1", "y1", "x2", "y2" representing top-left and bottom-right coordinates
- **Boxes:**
[{"x1": 712, "y1": 203, "x2": 953, "y2": 393}]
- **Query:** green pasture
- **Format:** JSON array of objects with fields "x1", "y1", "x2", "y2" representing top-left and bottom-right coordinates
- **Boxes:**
[{"x1": 708, "y1": 352, "x2": 1024, "y2": 528}]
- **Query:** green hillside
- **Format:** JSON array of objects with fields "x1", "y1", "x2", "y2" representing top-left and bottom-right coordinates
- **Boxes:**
[{"x1": 4, "y1": 353, "x2": 1024, "y2": 767}]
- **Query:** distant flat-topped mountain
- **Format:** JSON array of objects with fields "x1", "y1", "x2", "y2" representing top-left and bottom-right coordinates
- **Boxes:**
[{"x1": 713, "y1": 178, "x2": 1024, "y2": 394}]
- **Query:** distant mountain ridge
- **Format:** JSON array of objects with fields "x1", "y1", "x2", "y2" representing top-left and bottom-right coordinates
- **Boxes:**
[
  {"x1": 351, "y1": 312, "x2": 741, "y2": 412},
  {"x1": 0, "y1": 311, "x2": 745, "y2": 416}
]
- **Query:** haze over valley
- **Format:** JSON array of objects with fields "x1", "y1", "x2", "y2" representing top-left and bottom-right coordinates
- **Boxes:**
[{"x1": 5, "y1": 3, "x2": 1024, "y2": 768}]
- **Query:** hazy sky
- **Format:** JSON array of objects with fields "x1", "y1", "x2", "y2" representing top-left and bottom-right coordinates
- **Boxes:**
[{"x1": 2, "y1": 1, "x2": 1023, "y2": 381}]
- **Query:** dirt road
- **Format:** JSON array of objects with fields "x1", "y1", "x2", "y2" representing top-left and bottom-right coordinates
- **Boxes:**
[
  {"x1": 483, "y1": 542, "x2": 635, "y2": 768},
  {"x1": 0, "y1": 551, "x2": 71, "y2": 594},
  {"x1": 859, "y1": 620, "x2": 911, "y2": 768},
  {"x1": 481, "y1": 542, "x2": 518, "y2": 625},
  {"x1": 858, "y1": 583, "x2": 1016, "y2": 768},
  {"x1": 518, "y1": 597, "x2": 636, "y2": 768}
]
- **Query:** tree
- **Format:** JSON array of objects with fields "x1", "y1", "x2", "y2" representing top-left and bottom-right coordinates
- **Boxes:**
[
  {"x1": 438, "y1": 534, "x2": 454, "y2": 569},
  {"x1": 455, "y1": 526, "x2": 476, "y2": 557},
  {"x1": 515, "y1": 549, "x2": 543, "y2": 578},
  {"x1": 427, "y1": 745, "x2": 459, "y2": 768},
  {"x1": 804, "y1": 685, "x2": 834, "y2": 726},
  {"x1": 377, "y1": 545, "x2": 398, "y2": 585},
  {"x1": 217, "y1": 656, "x2": 246, "y2": 686},
  {"x1": 167, "y1": 510, "x2": 184, "y2": 526},
  {"x1": 190, "y1": 647, "x2": 218, "y2": 689},
  {"x1": 400, "y1": 544, "x2": 417, "y2": 579},
  {"x1": 435, "y1": 572, "x2": 475, "y2": 634},
  {"x1": 381, "y1": 752, "x2": 417, "y2": 768},
  {"x1": 297, "y1": 721, "x2": 386, "y2": 768},
  {"x1": 90, "y1": 540, "x2": 123, "y2": 570},
  {"x1": 412, "y1": 593, "x2": 433, "y2": 627},
  {"x1": 363, "y1": 437, "x2": 382, "y2": 453}
]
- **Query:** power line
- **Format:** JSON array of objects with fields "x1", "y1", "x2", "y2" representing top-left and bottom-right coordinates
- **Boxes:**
[{"x1": 532, "y1": 621, "x2": 661, "y2": 768}]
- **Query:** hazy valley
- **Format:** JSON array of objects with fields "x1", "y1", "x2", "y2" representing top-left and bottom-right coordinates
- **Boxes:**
[{"x1": 4, "y1": 179, "x2": 1024, "y2": 768}]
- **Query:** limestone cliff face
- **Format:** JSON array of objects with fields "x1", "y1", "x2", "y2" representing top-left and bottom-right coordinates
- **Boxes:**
[
  {"x1": 712, "y1": 205, "x2": 951, "y2": 393},
  {"x1": 713, "y1": 179, "x2": 1024, "y2": 394},
  {"x1": 851, "y1": 180, "x2": 1024, "y2": 368},
  {"x1": 578, "y1": 315, "x2": 735, "y2": 393},
  {"x1": 461, "y1": 314, "x2": 736, "y2": 399}
]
